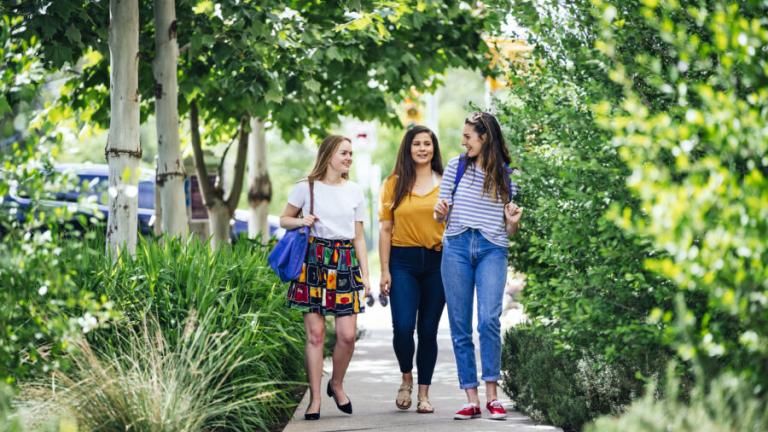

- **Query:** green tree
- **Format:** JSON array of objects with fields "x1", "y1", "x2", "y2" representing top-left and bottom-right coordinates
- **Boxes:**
[{"x1": 3, "y1": 0, "x2": 507, "y2": 246}]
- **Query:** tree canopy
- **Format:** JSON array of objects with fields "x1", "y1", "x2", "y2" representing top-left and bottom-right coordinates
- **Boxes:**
[{"x1": 4, "y1": 0, "x2": 506, "y2": 142}]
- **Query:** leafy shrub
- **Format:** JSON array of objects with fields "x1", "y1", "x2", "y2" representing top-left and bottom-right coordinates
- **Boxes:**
[
  {"x1": 497, "y1": 0, "x2": 767, "y2": 427},
  {"x1": 0, "y1": 384, "x2": 22, "y2": 432},
  {"x1": 502, "y1": 324, "x2": 670, "y2": 431},
  {"x1": 588, "y1": 369, "x2": 768, "y2": 432},
  {"x1": 494, "y1": 3, "x2": 678, "y2": 426},
  {"x1": 593, "y1": 0, "x2": 768, "y2": 394},
  {"x1": 0, "y1": 21, "x2": 111, "y2": 383},
  {"x1": 0, "y1": 230, "x2": 113, "y2": 384}
]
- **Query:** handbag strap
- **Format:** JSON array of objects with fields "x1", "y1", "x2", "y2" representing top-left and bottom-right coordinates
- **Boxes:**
[{"x1": 309, "y1": 180, "x2": 314, "y2": 215}]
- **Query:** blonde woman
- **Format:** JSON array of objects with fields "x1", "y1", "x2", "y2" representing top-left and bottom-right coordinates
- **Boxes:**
[{"x1": 280, "y1": 135, "x2": 371, "y2": 421}]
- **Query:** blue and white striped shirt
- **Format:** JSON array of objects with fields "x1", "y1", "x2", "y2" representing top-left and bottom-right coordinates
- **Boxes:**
[{"x1": 438, "y1": 156, "x2": 518, "y2": 247}]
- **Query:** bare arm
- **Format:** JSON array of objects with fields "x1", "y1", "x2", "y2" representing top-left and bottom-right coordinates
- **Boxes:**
[
  {"x1": 353, "y1": 221, "x2": 371, "y2": 296},
  {"x1": 378, "y1": 220, "x2": 393, "y2": 295},
  {"x1": 279, "y1": 203, "x2": 317, "y2": 230}
]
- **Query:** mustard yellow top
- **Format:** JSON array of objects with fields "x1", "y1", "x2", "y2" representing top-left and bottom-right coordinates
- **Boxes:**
[{"x1": 379, "y1": 175, "x2": 445, "y2": 250}]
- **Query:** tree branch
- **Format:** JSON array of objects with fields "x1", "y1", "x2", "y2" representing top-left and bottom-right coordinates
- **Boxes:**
[
  {"x1": 189, "y1": 99, "x2": 216, "y2": 207},
  {"x1": 225, "y1": 116, "x2": 249, "y2": 213},
  {"x1": 216, "y1": 129, "x2": 239, "y2": 189}
]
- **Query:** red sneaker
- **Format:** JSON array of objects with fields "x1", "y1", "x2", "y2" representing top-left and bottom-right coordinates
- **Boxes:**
[
  {"x1": 486, "y1": 399, "x2": 507, "y2": 420},
  {"x1": 453, "y1": 403, "x2": 481, "y2": 420}
]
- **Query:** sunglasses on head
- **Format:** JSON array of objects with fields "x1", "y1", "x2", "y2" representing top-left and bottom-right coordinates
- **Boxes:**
[
  {"x1": 466, "y1": 111, "x2": 496, "y2": 132},
  {"x1": 467, "y1": 111, "x2": 486, "y2": 122}
]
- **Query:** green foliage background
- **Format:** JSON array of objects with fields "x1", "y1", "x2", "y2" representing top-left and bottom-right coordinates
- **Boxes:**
[{"x1": 498, "y1": 0, "x2": 767, "y2": 430}]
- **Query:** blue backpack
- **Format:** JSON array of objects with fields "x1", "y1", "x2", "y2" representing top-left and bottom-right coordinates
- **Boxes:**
[
  {"x1": 268, "y1": 181, "x2": 314, "y2": 282},
  {"x1": 452, "y1": 154, "x2": 518, "y2": 201}
]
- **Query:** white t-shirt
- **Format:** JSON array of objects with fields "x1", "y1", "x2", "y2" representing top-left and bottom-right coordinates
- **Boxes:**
[{"x1": 287, "y1": 180, "x2": 366, "y2": 240}]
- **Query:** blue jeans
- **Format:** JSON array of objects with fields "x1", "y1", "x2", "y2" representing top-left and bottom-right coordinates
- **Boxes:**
[
  {"x1": 441, "y1": 229, "x2": 507, "y2": 389},
  {"x1": 389, "y1": 246, "x2": 445, "y2": 385}
]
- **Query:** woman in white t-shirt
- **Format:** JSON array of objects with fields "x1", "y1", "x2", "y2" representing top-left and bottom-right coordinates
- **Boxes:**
[{"x1": 280, "y1": 134, "x2": 371, "y2": 421}]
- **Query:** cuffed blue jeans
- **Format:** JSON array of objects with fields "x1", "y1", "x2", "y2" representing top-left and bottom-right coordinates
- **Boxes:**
[
  {"x1": 441, "y1": 229, "x2": 507, "y2": 390},
  {"x1": 389, "y1": 246, "x2": 445, "y2": 385}
]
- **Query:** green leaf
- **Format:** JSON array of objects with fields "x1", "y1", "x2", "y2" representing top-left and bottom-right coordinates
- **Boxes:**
[
  {"x1": 264, "y1": 86, "x2": 283, "y2": 104},
  {"x1": 65, "y1": 25, "x2": 81, "y2": 44},
  {"x1": 193, "y1": 0, "x2": 214, "y2": 15},
  {"x1": 0, "y1": 95, "x2": 10, "y2": 116},
  {"x1": 304, "y1": 79, "x2": 320, "y2": 93},
  {"x1": 326, "y1": 46, "x2": 343, "y2": 61}
]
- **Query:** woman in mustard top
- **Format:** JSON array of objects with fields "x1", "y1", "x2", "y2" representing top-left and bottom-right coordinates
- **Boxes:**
[{"x1": 379, "y1": 125, "x2": 446, "y2": 414}]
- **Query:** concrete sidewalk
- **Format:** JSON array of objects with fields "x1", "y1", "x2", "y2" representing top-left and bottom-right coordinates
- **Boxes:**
[{"x1": 282, "y1": 301, "x2": 561, "y2": 432}]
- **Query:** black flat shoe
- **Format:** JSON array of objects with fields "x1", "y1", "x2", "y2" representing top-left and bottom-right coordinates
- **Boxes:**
[
  {"x1": 304, "y1": 412, "x2": 320, "y2": 421},
  {"x1": 326, "y1": 381, "x2": 353, "y2": 414}
]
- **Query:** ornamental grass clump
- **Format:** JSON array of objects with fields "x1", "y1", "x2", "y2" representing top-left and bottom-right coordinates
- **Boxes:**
[{"x1": 20, "y1": 311, "x2": 297, "y2": 432}]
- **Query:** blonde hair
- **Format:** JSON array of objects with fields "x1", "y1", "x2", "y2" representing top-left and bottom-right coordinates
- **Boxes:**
[{"x1": 307, "y1": 135, "x2": 351, "y2": 182}]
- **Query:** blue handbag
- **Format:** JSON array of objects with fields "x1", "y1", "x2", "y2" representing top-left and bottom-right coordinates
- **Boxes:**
[{"x1": 268, "y1": 181, "x2": 315, "y2": 282}]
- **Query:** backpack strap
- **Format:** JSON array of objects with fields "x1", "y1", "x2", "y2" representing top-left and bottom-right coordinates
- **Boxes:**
[
  {"x1": 451, "y1": 153, "x2": 468, "y2": 200},
  {"x1": 453, "y1": 153, "x2": 518, "y2": 202},
  {"x1": 502, "y1": 165, "x2": 518, "y2": 202}
]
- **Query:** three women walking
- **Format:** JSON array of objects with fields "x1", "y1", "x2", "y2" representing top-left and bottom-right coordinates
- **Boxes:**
[{"x1": 279, "y1": 111, "x2": 522, "y2": 422}]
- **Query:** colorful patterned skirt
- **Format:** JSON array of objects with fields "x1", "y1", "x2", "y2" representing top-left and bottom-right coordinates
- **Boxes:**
[{"x1": 287, "y1": 236, "x2": 366, "y2": 316}]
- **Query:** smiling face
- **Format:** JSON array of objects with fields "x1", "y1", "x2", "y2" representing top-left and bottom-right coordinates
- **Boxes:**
[
  {"x1": 328, "y1": 139, "x2": 353, "y2": 175},
  {"x1": 410, "y1": 132, "x2": 434, "y2": 166},
  {"x1": 462, "y1": 123, "x2": 485, "y2": 158}
]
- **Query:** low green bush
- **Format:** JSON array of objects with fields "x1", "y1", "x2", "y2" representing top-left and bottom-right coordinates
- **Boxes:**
[
  {"x1": 587, "y1": 369, "x2": 768, "y2": 432},
  {"x1": 502, "y1": 324, "x2": 672, "y2": 432},
  {"x1": 1, "y1": 384, "x2": 23, "y2": 432},
  {"x1": 0, "y1": 230, "x2": 113, "y2": 384}
]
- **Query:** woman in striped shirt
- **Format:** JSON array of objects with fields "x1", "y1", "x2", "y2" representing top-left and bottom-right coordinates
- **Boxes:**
[{"x1": 433, "y1": 112, "x2": 523, "y2": 421}]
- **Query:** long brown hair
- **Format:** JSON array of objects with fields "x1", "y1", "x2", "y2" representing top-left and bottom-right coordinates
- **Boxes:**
[
  {"x1": 388, "y1": 125, "x2": 443, "y2": 210},
  {"x1": 465, "y1": 112, "x2": 512, "y2": 202},
  {"x1": 307, "y1": 135, "x2": 351, "y2": 182}
]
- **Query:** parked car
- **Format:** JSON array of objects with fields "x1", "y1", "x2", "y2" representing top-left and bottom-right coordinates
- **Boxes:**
[
  {"x1": 232, "y1": 209, "x2": 285, "y2": 241},
  {"x1": 1, "y1": 163, "x2": 282, "y2": 240}
]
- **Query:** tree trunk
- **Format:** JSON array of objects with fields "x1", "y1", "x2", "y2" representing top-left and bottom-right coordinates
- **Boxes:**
[
  {"x1": 208, "y1": 203, "x2": 231, "y2": 249},
  {"x1": 189, "y1": 101, "x2": 249, "y2": 248},
  {"x1": 247, "y1": 117, "x2": 272, "y2": 244},
  {"x1": 106, "y1": 0, "x2": 140, "y2": 257},
  {"x1": 153, "y1": 0, "x2": 187, "y2": 238}
]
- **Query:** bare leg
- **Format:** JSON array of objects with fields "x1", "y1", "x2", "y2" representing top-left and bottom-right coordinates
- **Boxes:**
[
  {"x1": 402, "y1": 372, "x2": 414, "y2": 386},
  {"x1": 465, "y1": 387, "x2": 480, "y2": 406},
  {"x1": 486, "y1": 381, "x2": 498, "y2": 401},
  {"x1": 417, "y1": 383, "x2": 429, "y2": 400},
  {"x1": 304, "y1": 313, "x2": 325, "y2": 413},
  {"x1": 329, "y1": 314, "x2": 357, "y2": 404}
]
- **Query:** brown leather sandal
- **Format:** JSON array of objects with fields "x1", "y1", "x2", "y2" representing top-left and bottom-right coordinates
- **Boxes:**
[
  {"x1": 395, "y1": 382, "x2": 413, "y2": 410},
  {"x1": 416, "y1": 397, "x2": 434, "y2": 414}
]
